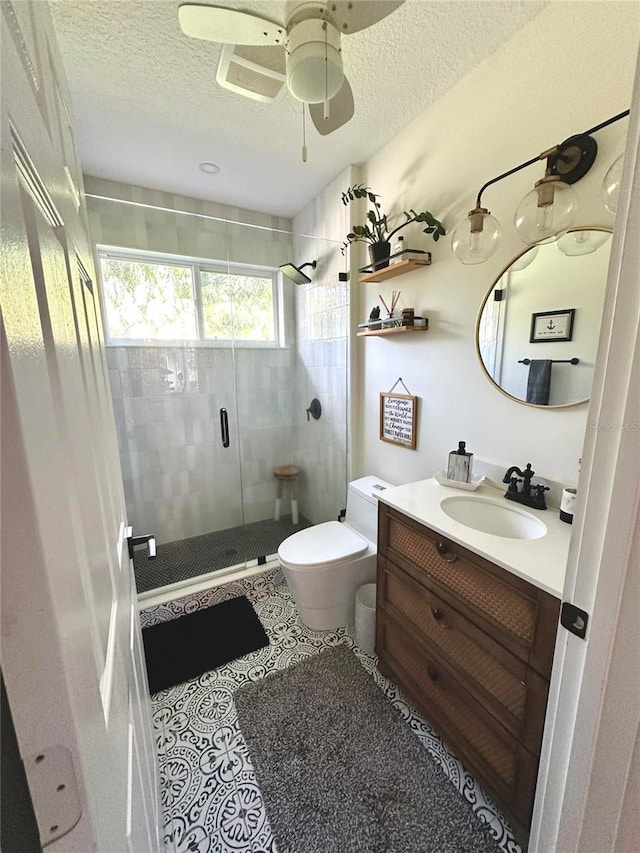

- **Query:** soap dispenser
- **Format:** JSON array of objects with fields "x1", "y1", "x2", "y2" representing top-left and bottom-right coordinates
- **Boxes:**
[{"x1": 447, "y1": 441, "x2": 473, "y2": 483}]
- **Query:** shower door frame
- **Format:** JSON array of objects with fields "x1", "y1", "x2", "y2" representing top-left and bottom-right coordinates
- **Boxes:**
[{"x1": 97, "y1": 245, "x2": 285, "y2": 598}]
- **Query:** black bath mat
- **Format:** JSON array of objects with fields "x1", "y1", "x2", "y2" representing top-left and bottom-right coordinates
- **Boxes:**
[{"x1": 142, "y1": 596, "x2": 269, "y2": 694}]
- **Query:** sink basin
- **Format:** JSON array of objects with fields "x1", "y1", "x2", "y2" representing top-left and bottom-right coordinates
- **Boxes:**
[{"x1": 440, "y1": 495, "x2": 547, "y2": 540}]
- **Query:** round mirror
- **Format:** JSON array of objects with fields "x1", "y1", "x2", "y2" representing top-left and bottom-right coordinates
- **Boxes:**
[{"x1": 476, "y1": 228, "x2": 612, "y2": 407}]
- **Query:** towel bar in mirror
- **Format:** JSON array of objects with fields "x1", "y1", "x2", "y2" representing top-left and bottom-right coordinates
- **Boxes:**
[{"x1": 475, "y1": 227, "x2": 612, "y2": 408}]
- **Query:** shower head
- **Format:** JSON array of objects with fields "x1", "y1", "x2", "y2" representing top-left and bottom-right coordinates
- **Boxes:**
[{"x1": 279, "y1": 260, "x2": 317, "y2": 285}]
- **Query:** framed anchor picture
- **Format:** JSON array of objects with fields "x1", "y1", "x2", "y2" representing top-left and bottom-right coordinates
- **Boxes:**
[{"x1": 530, "y1": 308, "x2": 575, "y2": 343}]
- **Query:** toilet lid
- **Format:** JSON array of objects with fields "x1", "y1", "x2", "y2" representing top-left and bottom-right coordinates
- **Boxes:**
[{"x1": 278, "y1": 521, "x2": 369, "y2": 569}]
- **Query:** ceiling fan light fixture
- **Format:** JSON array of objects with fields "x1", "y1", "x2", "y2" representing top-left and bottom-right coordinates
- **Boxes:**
[{"x1": 286, "y1": 19, "x2": 343, "y2": 104}]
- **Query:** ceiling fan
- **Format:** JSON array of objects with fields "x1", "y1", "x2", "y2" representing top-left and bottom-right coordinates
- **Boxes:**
[{"x1": 178, "y1": 1, "x2": 404, "y2": 137}]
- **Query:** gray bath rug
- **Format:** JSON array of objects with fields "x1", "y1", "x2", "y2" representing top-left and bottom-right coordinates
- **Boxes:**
[{"x1": 234, "y1": 645, "x2": 502, "y2": 853}]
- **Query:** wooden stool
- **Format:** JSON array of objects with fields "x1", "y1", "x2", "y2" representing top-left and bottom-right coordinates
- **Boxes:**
[{"x1": 273, "y1": 465, "x2": 301, "y2": 524}]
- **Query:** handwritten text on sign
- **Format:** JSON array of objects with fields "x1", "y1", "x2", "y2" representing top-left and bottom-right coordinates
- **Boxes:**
[{"x1": 380, "y1": 393, "x2": 417, "y2": 449}]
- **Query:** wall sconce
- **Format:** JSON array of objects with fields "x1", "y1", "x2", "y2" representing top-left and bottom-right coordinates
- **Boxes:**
[
  {"x1": 555, "y1": 229, "x2": 611, "y2": 257},
  {"x1": 602, "y1": 153, "x2": 625, "y2": 214},
  {"x1": 451, "y1": 109, "x2": 629, "y2": 264},
  {"x1": 510, "y1": 245, "x2": 539, "y2": 271}
]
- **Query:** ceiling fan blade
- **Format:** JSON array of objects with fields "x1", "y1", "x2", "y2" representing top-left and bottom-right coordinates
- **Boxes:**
[
  {"x1": 308, "y1": 77, "x2": 354, "y2": 136},
  {"x1": 327, "y1": 0, "x2": 405, "y2": 34},
  {"x1": 178, "y1": 4, "x2": 285, "y2": 46}
]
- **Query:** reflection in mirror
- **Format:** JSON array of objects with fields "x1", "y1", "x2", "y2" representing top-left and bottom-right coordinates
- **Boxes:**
[{"x1": 477, "y1": 228, "x2": 612, "y2": 407}]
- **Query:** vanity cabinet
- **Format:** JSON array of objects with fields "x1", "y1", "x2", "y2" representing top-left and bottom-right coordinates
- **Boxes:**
[{"x1": 375, "y1": 502, "x2": 561, "y2": 838}]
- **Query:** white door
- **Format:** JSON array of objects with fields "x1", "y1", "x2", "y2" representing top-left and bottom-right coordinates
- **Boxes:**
[
  {"x1": 529, "y1": 49, "x2": 640, "y2": 853},
  {"x1": 1, "y1": 3, "x2": 161, "y2": 850}
]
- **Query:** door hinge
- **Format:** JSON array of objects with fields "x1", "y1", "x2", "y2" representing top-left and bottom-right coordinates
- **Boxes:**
[
  {"x1": 23, "y1": 745, "x2": 82, "y2": 846},
  {"x1": 560, "y1": 601, "x2": 589, "y2": 639}
]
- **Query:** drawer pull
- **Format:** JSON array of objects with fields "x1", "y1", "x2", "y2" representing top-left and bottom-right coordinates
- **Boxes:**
[
  {"x1": 436, "y1": 541, "x2": 457, "y2": 563},
  {"x1": 430, "y1": 606, "x2": 444, "y2": 622},
  {"x1": 427, "y1": 666, "x2": 439, "y2": 682}
]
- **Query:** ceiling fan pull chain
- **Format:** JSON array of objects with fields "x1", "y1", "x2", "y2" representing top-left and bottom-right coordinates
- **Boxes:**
[
  {"x1": 323, "y1": 21, "x2": 332, "y2": 119},
  {"x1": 302, "y1": 103, "x2": 307, "y2": 163},
  {"x1": 324, "y1": 21, "x2": 329, "y2": 116}
]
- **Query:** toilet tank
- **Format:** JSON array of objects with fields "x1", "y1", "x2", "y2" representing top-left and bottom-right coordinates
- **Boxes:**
[{"x1": 345, "y1": 476, "x2": 393, "y2": 543}]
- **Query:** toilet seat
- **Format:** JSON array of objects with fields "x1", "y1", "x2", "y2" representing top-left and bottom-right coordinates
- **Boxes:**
[{"x1": 278, "y1": 521, "x2": 369, "y2": 570}]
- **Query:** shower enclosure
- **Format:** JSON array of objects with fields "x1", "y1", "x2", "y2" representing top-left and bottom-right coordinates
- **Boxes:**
[{"x1": 90, "y1": 195, "x2": 349, "y2": 596}]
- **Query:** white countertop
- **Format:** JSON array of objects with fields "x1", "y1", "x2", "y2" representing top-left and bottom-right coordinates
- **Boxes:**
[{"x1": 378, "y1": 478, "x2": 570, "y2": 598}]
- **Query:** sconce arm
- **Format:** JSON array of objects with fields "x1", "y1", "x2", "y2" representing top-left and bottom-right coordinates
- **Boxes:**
[
  {"x1": 476, "y1": 152, "x2": 544, "y2": 208},
  {"x1": 474, "y1": 108, "x2": 630, "y2": 210}
]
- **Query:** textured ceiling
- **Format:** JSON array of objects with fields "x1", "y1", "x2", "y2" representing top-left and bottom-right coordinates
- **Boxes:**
[{"x1": 49, "y1": 0, "x2": 544, "y2": 218}]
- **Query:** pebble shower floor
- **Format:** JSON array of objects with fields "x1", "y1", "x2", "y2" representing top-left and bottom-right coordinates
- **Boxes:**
[{"x1": 141, "y1": 568, "x2": 523, "y2": 853}]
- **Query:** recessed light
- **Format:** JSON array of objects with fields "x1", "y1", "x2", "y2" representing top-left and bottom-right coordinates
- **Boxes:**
[{"x1": 199, "y1": 162, "x2": 220, "y2": 175}]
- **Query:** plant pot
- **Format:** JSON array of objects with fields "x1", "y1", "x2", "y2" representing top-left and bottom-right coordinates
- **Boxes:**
[{"x1": 368, "y1": 241, "x2": 391, "y2": 270}]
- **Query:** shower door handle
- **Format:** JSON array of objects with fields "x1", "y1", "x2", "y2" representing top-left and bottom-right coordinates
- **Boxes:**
[
  {"x1": 125, "y1": 526, "x2": 156, "y2": 560},
  {"x1": 220, "y1": 407, "x2": 230, "y2": 448}
]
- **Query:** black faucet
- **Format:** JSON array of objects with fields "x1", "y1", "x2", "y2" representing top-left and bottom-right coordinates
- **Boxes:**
[{"x1": 502, "y1": 463, "x2": 549, "y2": 510}]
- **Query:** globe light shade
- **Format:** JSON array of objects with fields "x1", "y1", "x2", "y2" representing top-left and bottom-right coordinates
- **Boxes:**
[
  {"x1": 510, "y1": 245, "x2": 539, "y2": 271},
  {"x1": 286, "y1": 19, "x2": 343, "y2": 104},
  {"x1": 556, "y1": 229, "x2": 611, "y2": 256},
  {"x1": 514, "y1": 176, "x2": 578, "y2": 246},
  {"x1": 451, "y1": 208, "x2": 501, "y2": 265},
  {"x1": 602, "y1": 154, "x2": 624, "y2": 215}
]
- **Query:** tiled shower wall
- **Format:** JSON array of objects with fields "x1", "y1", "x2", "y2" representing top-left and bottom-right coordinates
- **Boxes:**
[
  {"x1": 291, "y1": 167, "x2": 355, "y2": 523},
  {"x1": 87, "y1": 178, "x2": 349, "y2": 545}
]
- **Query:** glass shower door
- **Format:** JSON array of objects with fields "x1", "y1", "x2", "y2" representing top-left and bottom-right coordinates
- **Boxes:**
[
  {"x1": 199, "y1": 227, "x2": 294, "y2": 568},
  {"x1": 97, "y1": 203, "x2": 349, "y2": 597},
  {"x1": 100, "y1": 248, "x2": 248, "y2": 595},
  {"x1": 229, "y1": 225, "x2": 350, "y2": 562}
]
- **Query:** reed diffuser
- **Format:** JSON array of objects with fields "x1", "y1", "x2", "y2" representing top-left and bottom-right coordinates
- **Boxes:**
[{"x1": 379, "y1": 291, "x2": 401, "y2": 327}]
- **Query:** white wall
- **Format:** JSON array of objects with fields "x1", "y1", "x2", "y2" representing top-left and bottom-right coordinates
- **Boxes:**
[
  {"x1": 84, "y1": 176, "x2": 292, "y2": 234},
  {"x1": 352, "y1": 1, "x2": 639, "y2": 488}
]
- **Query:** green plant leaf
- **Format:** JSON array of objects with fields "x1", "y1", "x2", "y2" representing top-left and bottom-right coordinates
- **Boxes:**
[{"x1": 341, "y1": 186, "x2": 444, "y2": 247}]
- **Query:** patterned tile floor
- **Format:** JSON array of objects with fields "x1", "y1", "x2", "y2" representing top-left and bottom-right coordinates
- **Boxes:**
[{"x1": 142, "y1": 568, "x2": 523, "y2": 853}]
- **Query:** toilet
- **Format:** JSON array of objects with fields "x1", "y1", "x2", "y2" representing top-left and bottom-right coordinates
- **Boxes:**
[{"x1": 277, "y1": 475, "x2": 393, "y2": 630}]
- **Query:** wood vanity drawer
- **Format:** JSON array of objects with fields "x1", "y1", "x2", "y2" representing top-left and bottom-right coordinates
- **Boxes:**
[
  {"x1": 378, "y1": 504, "x2": 560, "y2": 677},
  {"x1": 378, "y1": 557, "x2": 549, "y2": 754},
  {"x1": 377, "y1": 617, "x2": 539, "y2": 825}
]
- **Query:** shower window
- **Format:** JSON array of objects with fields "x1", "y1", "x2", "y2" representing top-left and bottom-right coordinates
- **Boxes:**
[
  {"x1": 201, "y1": 268, "x2": 275, "y2": 342},
  {"x1": 98, "y1": 248, "x2": 280, "y2": 346}
]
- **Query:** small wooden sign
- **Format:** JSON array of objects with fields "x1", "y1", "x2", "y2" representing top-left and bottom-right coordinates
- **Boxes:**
[{"x1": 379, "y1": 393, "x2": 418, "y2": 449}]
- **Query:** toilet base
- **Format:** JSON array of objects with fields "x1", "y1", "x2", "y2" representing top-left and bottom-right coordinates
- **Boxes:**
[{"x1": 281, "y1": 550, "x2": 377, "y2": 631}]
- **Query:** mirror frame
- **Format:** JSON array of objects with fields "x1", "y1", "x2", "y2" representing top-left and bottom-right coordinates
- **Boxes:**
[{"x1": 475, "y1": 226, "x2": 613, "y2": 409}]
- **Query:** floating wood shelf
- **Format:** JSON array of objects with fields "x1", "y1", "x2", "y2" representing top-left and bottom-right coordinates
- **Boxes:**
[
  {"x1": 357, "y1": 322, "x2": 429, "y2": 337},
  {"x1": 359, "y1": 258, "x2": 431, "y2": 283}
]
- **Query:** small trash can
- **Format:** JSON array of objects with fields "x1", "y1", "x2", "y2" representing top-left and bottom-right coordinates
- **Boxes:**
[{"x1": 355, "y1": 583, "x2": 377, "y2": 657}]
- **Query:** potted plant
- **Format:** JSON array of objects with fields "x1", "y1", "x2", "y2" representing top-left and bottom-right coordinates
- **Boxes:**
[{"x1": 341, "y1": 184, "x2": 446, "y2": 269}]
